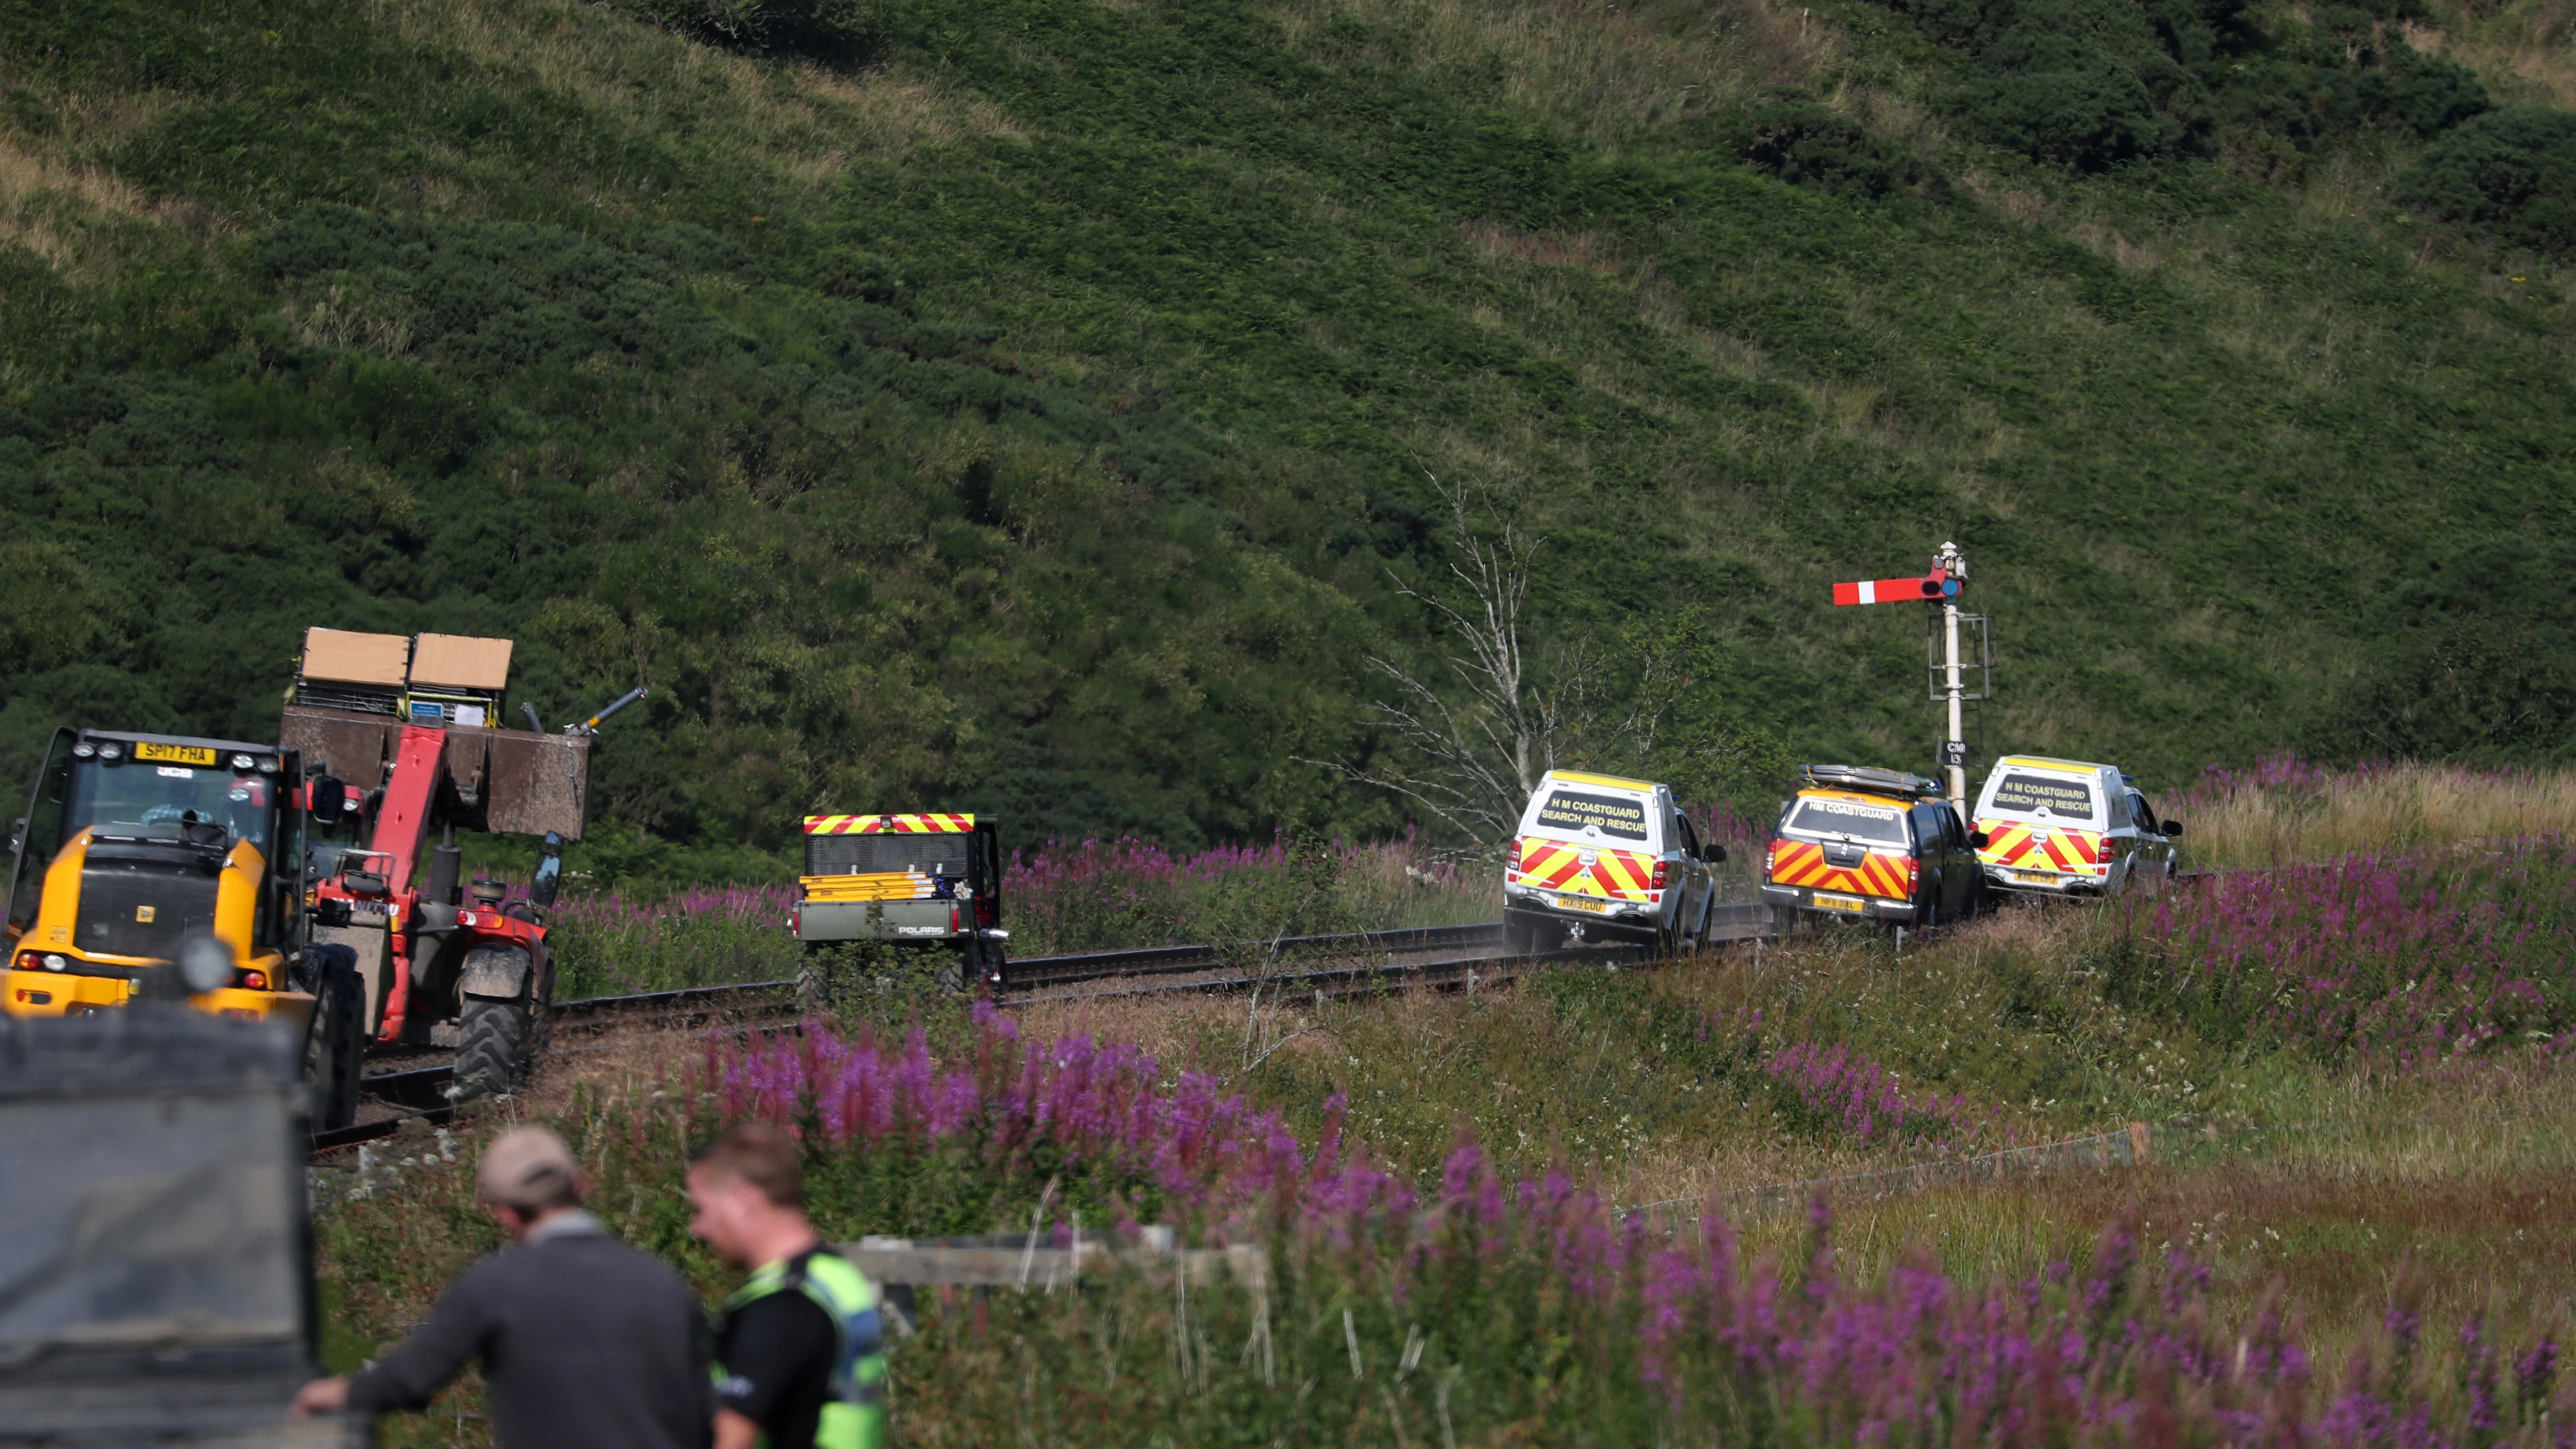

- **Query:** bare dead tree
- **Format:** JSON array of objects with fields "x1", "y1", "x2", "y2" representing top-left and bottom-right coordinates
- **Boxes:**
[{"x1": 1304, "y1": 470, "x2": 1590, "y2": 843}]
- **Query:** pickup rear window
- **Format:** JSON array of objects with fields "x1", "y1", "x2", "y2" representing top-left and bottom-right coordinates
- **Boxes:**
[
  {"x1": 1986, "y1": 772, "x2": 2099, "y2": 821},
  {"x1": 1783, "y1": 798, "x2": 1910, "y2": 846},
  {"x1": 1528, "y1": 789, "x2": 1651, "y2": 842}
]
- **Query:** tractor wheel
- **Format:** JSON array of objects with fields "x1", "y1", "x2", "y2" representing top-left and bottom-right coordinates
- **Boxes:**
[
  {"x1": 455, "y1": 995, "x2": 534, "y2": 1101},
  {"x1": 303, "y1": 946, "x2": 365, "y2": 1132}
]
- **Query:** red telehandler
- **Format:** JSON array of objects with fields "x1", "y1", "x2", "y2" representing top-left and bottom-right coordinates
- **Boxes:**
[{"x1": 283, "y1": 628, "x2": 645, "y2": 1098}]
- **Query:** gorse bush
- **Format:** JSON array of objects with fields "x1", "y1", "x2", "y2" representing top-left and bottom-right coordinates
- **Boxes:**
[{"x1": 2395, "y1": 106, "x2": 2576, "y2": 258}]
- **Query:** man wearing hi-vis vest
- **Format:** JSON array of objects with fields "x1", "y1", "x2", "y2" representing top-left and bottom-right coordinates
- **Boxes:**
[{"x1": 688, "y1": 1123, "x2": 889, "y2": 1449}]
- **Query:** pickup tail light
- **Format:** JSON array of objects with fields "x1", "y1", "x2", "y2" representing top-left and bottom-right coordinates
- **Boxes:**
[
  {"x1": 1650, "y1": 860, "x2": 1672, "y2": 891},
  {"x1": 1905, "y1": 856, "x2": 1920, "y2": 895},
  {"x1": 2096, "y1": 838, "x2": 2117, "y2": 864},
  {"x1": 1508, "y1": 837, "x2": 1526, "y2": 875}
]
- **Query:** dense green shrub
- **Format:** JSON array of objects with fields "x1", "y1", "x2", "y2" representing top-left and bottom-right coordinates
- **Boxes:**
[
  {"x1": 604, "y1": 0, "x2": 875, "y2": 61},
  {"x1": 1865, "y1": 0, "x2": 2488, "y2": 170},
  {"x1": 2393, "y1": 106, "x2": 2576, "y2": 258},
  {"x1": 1731, "y1": 100, "x2": 1937, "y2": 197}
]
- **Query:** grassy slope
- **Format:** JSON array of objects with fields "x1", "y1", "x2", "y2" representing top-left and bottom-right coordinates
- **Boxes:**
[{"x1": 0, "y1": 0, "x2": 2571, "y2": 861}]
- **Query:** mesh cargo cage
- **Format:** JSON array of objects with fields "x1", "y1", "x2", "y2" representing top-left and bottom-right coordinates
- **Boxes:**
[
  {"x1": 1799, "y1": 763, "x2": 1945, "y2": 797},
  {"x1": 293, "y1": 628, "x2": 411, "y2": 717},
  {"x1": 403, "y1": 633, "x2": 511, "y2": 728}
]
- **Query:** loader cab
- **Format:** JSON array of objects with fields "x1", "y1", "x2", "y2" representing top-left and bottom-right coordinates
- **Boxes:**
[{"x1": 2, "y1": 728, "x2": 309, "y2": 1022}]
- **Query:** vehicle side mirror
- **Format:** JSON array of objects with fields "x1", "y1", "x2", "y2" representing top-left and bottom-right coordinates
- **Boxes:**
[
  {"x1": 530, "y1": 831, "x2": 565, "y2": 910},
  {"x1": 1970, "y1": 829, "x2": 1990, "y2": 848},
  {"x1": 1701, "y1": 843, "x2": 1727, "y2": 863},
  {"x1": 307, "y1": 776, "x2": 347, "y2": 825},
  {"x1": 2162, "y1": 819, "x2": 2183, "y2": 838}
]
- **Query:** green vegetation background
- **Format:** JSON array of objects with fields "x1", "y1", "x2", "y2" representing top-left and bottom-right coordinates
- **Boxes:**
[{"x1": 0, "y1": 0, "x2": 2570, "y2": 876}]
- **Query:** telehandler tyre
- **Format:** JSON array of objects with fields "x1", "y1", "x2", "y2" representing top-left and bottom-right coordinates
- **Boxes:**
[
  {"x1": 456, "y1": 995, "x2": 532, "y2": 1100},
  {"x1": 302, "y1": 945, "x2": 365, "y2": 1132}
]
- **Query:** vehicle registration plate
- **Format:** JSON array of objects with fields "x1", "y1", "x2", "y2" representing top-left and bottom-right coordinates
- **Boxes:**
[
  {"x1": 1811, "y1": 894, "x2": 1867, "y2": 914},
  {"x1": 134, "y1": 742, "x2": 217, "y2": 766},
  {"x1": 2013, "y1": 870, "x2": 2058, "y2": 884},
  {"x1": 1556, "y1": 896, "x2": 1609, "y2": 914}
]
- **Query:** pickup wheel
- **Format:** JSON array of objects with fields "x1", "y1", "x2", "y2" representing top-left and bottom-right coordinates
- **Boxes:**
[
  {"x1": 303, "y1": 946, "x2": 364, "y2": 1132},
  {"x1": 1505, "y1": 912, "x2": 1566, "y2": 956},
  {"x1": 455, "y1": 995, "x2": 533, "y2": 1100}
]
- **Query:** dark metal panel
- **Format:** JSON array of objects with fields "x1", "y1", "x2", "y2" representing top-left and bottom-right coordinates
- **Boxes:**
[
  {"x1": 277, "y1": 707, "x2": 401, "y2": 787},
  {"x1": 483, "y1": 730, "x2": 589, "y2": 840}
]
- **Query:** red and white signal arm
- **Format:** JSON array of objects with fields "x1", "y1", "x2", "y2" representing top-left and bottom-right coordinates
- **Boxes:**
[{"x1": 1832, "y1": 567, "x2": 1960, "y2": 606}]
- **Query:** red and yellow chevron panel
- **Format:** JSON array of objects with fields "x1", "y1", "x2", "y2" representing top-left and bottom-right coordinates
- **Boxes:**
[
  {"x1": 1508, "y1": 836, "x2": 1657, "y2": 900},
  {"x1": 1975, "y1": 819, "x2": 2106, "y2": 876},
  {"x1": 1767, "y1": 839, "x2": 1913, "y2": 901},
  {"x1": 803, "y1": 813, "x2": 976, "y2": 835}
]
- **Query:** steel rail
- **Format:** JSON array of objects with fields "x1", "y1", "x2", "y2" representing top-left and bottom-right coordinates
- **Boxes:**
[
  {"x1": 316, "y1": 908, "x2": 1777, "y2": 1152},
  {"x1": 996, "y1": 920, "x2": 1504, "y2": 990}
]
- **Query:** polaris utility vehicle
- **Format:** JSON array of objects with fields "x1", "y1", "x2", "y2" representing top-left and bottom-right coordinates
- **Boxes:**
[{"x1": 792, "y1": 812, "x2": 1008, "y2": 991}]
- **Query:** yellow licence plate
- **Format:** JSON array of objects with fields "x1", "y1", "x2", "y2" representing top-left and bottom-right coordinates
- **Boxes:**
[
  {"x1": 1811, "y1": 894, "x2": 1867, "y2": 914},
  {"x1": 1556, "y1": 896, "x2": 1609, "y2": 914},
  {"x1": 2013, "y1": 870, "x2": 2059, "y2": 884},
  {"x1": 134, "y1": 742, "x2": 218, "y2": 766}
]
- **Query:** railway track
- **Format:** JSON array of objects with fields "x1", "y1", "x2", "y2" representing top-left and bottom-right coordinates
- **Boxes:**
[{"x1": 313, "y1": 906, "x2": 1779, "y2": 1152}]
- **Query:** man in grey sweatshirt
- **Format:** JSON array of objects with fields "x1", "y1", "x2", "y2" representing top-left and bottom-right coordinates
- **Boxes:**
[{"x1": 292, "y1": 1126, "x2": 712, "y2": 1449}]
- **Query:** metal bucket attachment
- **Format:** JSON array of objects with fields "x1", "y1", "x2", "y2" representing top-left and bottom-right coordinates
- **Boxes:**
[{"x1": 280, "y1": 705, "x2": 591, "y2": 841}]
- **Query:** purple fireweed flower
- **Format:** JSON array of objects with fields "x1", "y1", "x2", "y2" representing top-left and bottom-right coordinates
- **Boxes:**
[{"x1": 667, "y1": 1006, "x2": 2542, "y2": 1446}]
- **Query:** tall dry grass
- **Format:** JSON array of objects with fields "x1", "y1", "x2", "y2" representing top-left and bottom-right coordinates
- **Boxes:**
[
  {"x1": 2169, "y1": 755, "x2": 2576, "y2": 868},
  {"x1": 2421, "y1": 0, "x2": 2576, "y2": 113},
  {"x1": 369, "y1": 0, "x2": 1022, "y2": 192},
  {"x1": 1267, "y1": 0, "x2": 1836, "y2": 149}
]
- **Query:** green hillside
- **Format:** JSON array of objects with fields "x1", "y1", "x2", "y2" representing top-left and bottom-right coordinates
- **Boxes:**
[{"x1": 0, "y1": 0, "x2": 2570, "y2": 861}]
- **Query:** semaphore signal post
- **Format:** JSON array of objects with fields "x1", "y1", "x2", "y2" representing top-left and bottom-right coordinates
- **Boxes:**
[{"x1": 1830, "y1": 541, "x2": 1994, "y2": 808}]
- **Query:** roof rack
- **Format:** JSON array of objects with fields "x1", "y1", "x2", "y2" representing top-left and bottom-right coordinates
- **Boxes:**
[{"x1": 1800, "y1": 763, "x2": 1944, "y2": 798}]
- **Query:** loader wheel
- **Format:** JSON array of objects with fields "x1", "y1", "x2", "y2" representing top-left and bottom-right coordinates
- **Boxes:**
[
  {"x1": 303, "y1": 946, "x2": 365, "y2": 1132},
  {"x1": 455, "y1": 995, "x2": 533, "y2": 1101}
]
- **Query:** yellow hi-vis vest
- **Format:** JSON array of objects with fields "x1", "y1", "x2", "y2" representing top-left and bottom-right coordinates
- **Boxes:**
[{"x1": 721, "y1": 1249, "x2": 888, "y2": 1449}]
